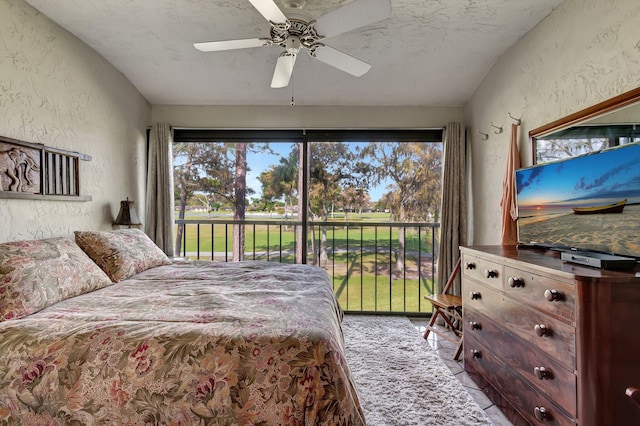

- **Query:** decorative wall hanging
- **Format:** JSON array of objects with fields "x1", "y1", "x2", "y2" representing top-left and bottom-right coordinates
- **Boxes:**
[{"x1": 0, "y1": 135, "x2": 91, "y2": 201}]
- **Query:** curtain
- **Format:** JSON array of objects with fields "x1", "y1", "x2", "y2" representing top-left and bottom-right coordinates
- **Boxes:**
[
  {"x1": 437, "y1": 122, "x2": 468, "y2": 295},
  {"x1": 500, "y1": 123, "x2": 521, "y2": 245},
  {"x1": 146, "y1": 122, "x2": 175, "y2": 257}
]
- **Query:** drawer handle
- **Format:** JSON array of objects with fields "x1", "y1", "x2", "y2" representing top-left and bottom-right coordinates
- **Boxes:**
[
  {"x1": 544, "y1": 289, "x2": 563, "y2": 302},
  {"x1": 534, "y1": 406, "x2": 550, "y2": 422},
  {"x1": 484, "y1": 269, "x2": 498, "y2": 279},
  {"x1": 465, "y1": 262, "x2": 476, "y2": 270},
  {"x1": 626, "y1": 387, "x2": 640, "y2": 407},
  {"x1": 534, "y1": 324, "x2": 550, "y2": 337},
  {"x1": 470, "y1": 291, "x2": 481, "y2": 300},
  {"x1": 470, "y1": 349, "x2": 481, "y2": 358},
  {"x1": 469, "y1": 321, "x2": 481, "y2": 330},
  {"x1": 534, "y1": 366, "x2": 552, "y2": 380},
  {"x1": 508, "y1": 277, "x2": 525, "y2": 288}
]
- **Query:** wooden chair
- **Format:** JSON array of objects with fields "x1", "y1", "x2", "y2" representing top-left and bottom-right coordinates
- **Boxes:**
[{"x1": 423, "y1": 258, "x2": 463, "y2": 360}]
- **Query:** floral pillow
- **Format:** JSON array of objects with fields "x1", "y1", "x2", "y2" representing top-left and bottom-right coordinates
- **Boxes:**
[
  {"x1": 0, "y1": 237, "x2": 113, "y2": 321},
  {"x1": 74, "y1": 229, "x2": 171, "y2": 283}
]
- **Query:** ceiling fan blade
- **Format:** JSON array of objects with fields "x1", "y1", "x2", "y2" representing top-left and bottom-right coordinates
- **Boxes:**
[
  {"x1": 312, "y1": 45, "x2": 371, "y2": 77},
  {"x1": 271, "y1": 52, "x2": 297, "y2": 88},
  {"x1": 194, "y1": 38, "x2": 268, "y2": 52},
  {"x1": 248, "y1": 0, "x2": 288, "y2": 25},
  {"x1": 313, "y1": 0, "x2": 392, "y2": 39}
]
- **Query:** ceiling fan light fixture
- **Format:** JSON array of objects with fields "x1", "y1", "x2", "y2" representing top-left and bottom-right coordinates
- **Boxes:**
[
  {"x1": 195, "y1": 0, "x2": 392, "y2": 89},
  {"x1": 281, "y1": 0, "x2": 307, "y2": 9},
  {"x1": 285, "y1": 35, "x2": 301, "y2": 53}
]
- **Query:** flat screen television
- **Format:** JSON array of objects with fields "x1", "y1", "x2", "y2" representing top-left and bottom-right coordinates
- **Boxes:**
[{"x1": 515, "y1": 142, "x2": 640, "y2": 261}]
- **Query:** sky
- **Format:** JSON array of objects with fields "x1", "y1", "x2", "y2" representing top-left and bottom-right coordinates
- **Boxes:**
[
  {"x1": 515, "y1": 143, "x2": 640, "y2": 208},
  {"x1": 245, "y1": 142, "x2": 392, "y2": 202}
]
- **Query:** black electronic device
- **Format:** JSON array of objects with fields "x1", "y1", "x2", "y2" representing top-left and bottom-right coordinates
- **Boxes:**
[{"x1": 560, "y1": 250, "x2": 636, "y2": 269}]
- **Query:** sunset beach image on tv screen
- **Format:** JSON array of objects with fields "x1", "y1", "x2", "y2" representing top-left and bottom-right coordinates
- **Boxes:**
[{"x1": 515, "y1": 142, "x2": 640, "y2": 258}]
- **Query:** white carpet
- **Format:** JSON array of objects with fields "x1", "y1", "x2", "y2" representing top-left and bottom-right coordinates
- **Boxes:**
[{"x1": 342, "y1": 315, "x2": 494, "y2": 426}]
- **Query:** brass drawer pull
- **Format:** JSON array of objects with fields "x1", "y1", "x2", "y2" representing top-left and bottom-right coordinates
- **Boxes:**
[
  {"x1": 534, "y1": 366, "x2": 552, "y2": 380},
  {"x1": 544, "y1": 289, "x2": 563, "y2": 302},
  {"x1": 626, "y1": 387, "x2": 640, "y2": 407},
  {"x1": 534, "y1": 324, "x2": 550, "y2": 337},
  {"x1": 534, "y1": 406, "x2": 550, "y2": 422},
  {"x1": 469, "y1": 321, "x2": 481, "y2": 330},
  {"x1": 484, "y1": 269, "x2": 498, "y2": 279},
  {"x1": 470, "y1": 291, "x2": 481, "y2": 300},
  {"x1": 508, "y1": 277, "x2": 525, "y2": 288}
]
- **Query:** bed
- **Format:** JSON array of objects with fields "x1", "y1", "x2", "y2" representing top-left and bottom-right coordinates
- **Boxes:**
[{"x1": 0, "y1": 229, "x2": 365, "y2": 425}]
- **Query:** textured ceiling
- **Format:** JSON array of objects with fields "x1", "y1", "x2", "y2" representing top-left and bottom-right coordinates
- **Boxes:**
[{"x1": 24, "y1": 0, "x2": 565, "y2": 106}]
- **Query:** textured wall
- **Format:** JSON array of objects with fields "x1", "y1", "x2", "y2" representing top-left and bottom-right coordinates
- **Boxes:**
[
  {"x1": 465, "y1": 0, "x2": 640, "y2": 245},
  {"x1": 4, "y1": 0, "x2": 638, "y2": 246},
  {"x1": 0, "y1": 0, "x2": 150, "y2": 242},
  {"x1": 152, "y1": 105, "x2": 464, "y2": 129}
]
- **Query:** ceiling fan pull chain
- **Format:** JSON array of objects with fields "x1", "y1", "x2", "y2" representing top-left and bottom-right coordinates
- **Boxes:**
[{"x1": 290, "y1": 54, "x2": 295, "y2": 106}]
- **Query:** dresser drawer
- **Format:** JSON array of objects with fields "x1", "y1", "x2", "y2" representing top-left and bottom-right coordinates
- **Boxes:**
[
  {"x1": 465, "y1": 334, "x2": 575, "y2": 426},
  {"x1": 461, "y1": 245, "x2": 640, "y2": 426},
  {"x1": 465, "y1": 307, "x2": 576, "y2": 416},
  {"x1": 463, "y1": 280, "x2": 576, "y2": 369},
  {"x1": 503, "y1": 266, "x2": 575, "y2": 323},
  {"x1": 461, "y1": 253, "x2": 503, "y2": 290}
]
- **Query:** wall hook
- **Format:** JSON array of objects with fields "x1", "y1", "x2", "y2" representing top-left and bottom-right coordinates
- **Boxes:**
[
  {"x1": 508, "y1": 113, "x2": 522, "y2": 125},
  {"x1": 490, "y1": 122, "x2": 503, "y2": 134},
  {"x1": 478, "y1": 130, "x2": 489, "y2": 140}
]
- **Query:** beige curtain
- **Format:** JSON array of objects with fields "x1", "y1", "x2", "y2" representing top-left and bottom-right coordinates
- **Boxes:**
[
  {"x1": 146, "y1": 122, "x2": 175, "y2": 257},
  {"x1": 437, "y1": 122, "x2": 468, "y2": 295},
  {"x1": 500, "y1": 123, "x2": 521, "y2": 245}
]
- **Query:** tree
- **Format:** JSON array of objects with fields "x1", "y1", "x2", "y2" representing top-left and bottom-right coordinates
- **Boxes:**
[
  {"x1": 273, "y1": 148, "x2": 299, "y2": 218},
  {"x1": 173, "y1": 142, "x2": 254, "y2": 259},
  {"x1": 199, "y1": 142, "x2": 263, "y2": 260},
  {"x1": 256, "y1": 169, "x2": 280, "y2": 212},
  {"x1": 173, "y1": 143, "x2": 194, "y2": 255},
  {"x1": 173, "y1": 143, "x2": 229, "y2": 255},
  {"x1": 296, "y1": 143, "x2": 306, "y2": 264},
  {"x1": 535, "y1": 138, "x2": 610, "y2": 163},
  {"x1": 233, "y1": 143, "x2": 247, "y2": 261},
  {"x1": 361, "y1": 142, "x2": 442, "y2": 270},
  {"x1": 374, "y1": 191, "x2": 394, "y2": 213},
  {"x1": 307, "y1": 142, "x2": 374, "y2": 265},
  {"x1": 259, "y1": 147, "x2": 299, "y2": 218},
  {"x1": 338, "y1": 186, "x2": 371, "y2": 219}
]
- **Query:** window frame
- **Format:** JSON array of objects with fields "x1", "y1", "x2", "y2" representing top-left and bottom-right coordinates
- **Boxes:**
[{"x1": 172, "y1": 128, "x2": 444, "y2": 262}]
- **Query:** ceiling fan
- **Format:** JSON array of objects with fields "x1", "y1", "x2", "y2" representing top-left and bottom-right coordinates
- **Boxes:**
[{"x1": 193, "y1": 0, "x2": 392, "y2": 88}]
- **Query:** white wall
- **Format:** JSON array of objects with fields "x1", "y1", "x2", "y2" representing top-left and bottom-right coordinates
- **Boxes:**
[
  {"x1": 466, "y1": 0, "x2": 640, "y2": 245},
  {"x1": 0, "y1": 0, "x2": 150, "y2": 242},
  {"x1": 152, "y1": 105, "x2": 463, "y2": 129},
  {"x1": 4, "y1": 0, "x2": 638, "y2": 246}
]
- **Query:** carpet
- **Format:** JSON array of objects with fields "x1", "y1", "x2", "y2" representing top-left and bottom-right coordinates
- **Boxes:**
[{"x1": 342, "y1": 315, "x2": 494, "y2": 426}]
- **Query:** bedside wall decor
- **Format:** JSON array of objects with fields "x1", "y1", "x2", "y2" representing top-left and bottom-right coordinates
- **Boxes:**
[{"x1": 0, "y1": 135, "x2": 92, "y2": 201}]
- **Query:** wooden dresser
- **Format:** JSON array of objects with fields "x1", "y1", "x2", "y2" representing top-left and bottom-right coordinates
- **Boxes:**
[{"x1": 461, "y1": 245, "x2": 640, "y2": 426}]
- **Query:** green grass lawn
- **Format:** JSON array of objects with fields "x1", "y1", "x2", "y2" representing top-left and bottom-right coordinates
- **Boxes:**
[
  {"x1": 175, "y1": 213, "x2": 438, "y2": 314},
  {"x1": 176, "y1": 221, "x2": 437, "y2": 253},
  {"x1": 332, "y1": 274, "x2": 434, "y2": 313}
]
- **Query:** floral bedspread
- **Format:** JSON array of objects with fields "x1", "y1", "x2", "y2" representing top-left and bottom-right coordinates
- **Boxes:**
[{"x1": 0, "y1": 261, "x2": 365, "y2": 425}]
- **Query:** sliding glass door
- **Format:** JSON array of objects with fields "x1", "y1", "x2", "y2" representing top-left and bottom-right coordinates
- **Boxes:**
[{"x1": 172, "y1": 130, "x2": 444, "y2": 314}]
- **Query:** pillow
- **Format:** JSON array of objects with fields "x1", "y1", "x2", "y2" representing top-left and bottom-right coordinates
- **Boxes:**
[
  {"x1": 0, "y1": 237, "x2": 113, "y2": 321},
  {"x1": 74, "y1": 229, "x2": 171, "y2": 282}
]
